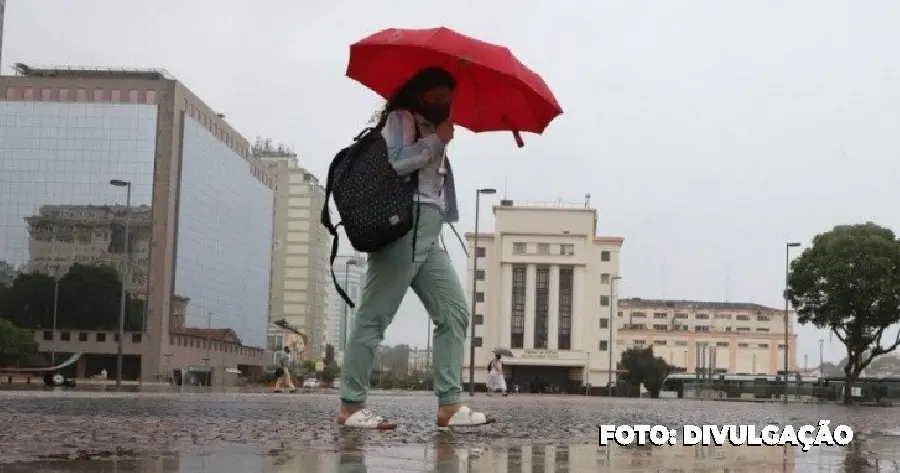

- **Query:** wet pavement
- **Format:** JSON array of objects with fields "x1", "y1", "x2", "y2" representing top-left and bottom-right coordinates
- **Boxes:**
[{"x1": 2, "y1": 390, "x2": 900, "y2": 471}]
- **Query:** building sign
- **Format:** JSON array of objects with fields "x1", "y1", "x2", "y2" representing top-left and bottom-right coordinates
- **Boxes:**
[
  {"x1": 315, "y1": 361, "x2": 325, "y2": 372},
  {"x1": 521, "y1": 349, "x2": 559, "y2": 359}
]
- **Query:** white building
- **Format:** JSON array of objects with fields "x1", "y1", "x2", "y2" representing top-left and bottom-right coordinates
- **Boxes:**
[
  {"x1": 463, "y1": 198, "x2": 624, "y2": 393},
  {"x1": 326, "y1": 253, "x2": 367, "y2": 355},
  {"x1": 257, "y1": 144, "x2": 331, "y2": 360}
]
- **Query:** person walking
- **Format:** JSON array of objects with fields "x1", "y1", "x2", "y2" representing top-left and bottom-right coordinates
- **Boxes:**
[
  {"x1": 336, "y1": 67, "x2": 494, "y2": 430},
  {"x1": 274, "y1": 346, "x2": 297, "y2": 393},
  {"x1": 486, "y1": 353, "x2": 508, "y2": 397}
]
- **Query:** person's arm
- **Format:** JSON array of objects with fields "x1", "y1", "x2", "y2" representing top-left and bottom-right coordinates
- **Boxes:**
[{"x1": 382, "y1": 110, "x2": 445, "y2": 176}]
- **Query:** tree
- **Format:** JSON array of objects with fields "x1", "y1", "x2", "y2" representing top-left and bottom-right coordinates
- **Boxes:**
[
  {"x1": 618, "y1": 346, "x2": 676, "y2": 398},
  {"x1": 322, "y1": 362, "x2": 340, "y2": 382},
  {"x1": 324, "y1": 344, "x2": 335, "y2": 365},
  {"x1": 0, "y1": 318, "x2": 38, "y2": 367},
  {"x1": 0, "y1": 263, "x2": 143, "y2": 332},
  {"x1": 787, "y1": 223, "x2": 900, "y2": 404}
]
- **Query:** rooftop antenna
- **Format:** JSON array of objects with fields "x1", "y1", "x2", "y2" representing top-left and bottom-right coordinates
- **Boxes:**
[
  {"x1": 584, "y1": 193, "x2": 591, "y2": 209},
  {"x1": 725, "y1": 273, "x2": 730, "y2": 303},
  {"x1": 503, "y1": 176, "x2": 508, "y2": 199}
]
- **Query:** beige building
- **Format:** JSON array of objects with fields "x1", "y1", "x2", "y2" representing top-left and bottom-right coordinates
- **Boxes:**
[
  {"x1": 0, "y1": 65, "x2": 273, "y2": 380},
  {"x1": 617, "y1": 298, "x2": 798, "y2": 375},
  {"x1": 258, "y1": 146, "x2": 331, "y2": 360},
  {"x1": 463, "y1": 198, "x2": 624, "y2": 393}
]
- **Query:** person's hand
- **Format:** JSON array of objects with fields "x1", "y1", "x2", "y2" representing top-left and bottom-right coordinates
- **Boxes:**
[{"x1": 435, "y1": 120, "x2": 455, "y2": 144}]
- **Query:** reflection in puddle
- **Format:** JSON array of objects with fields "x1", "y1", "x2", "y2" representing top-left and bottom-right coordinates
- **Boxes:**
[{"x1": 2, "y1": 435, "x2": 900, "y2": 473}]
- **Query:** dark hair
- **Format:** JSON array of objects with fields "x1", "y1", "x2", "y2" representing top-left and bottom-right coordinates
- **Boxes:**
[
  {"x1": 373, "y1": 67, "x2": 456, "y2": 126},
  {"x1": 495, "y1": 353, "x2": 502, "y2": 359}
]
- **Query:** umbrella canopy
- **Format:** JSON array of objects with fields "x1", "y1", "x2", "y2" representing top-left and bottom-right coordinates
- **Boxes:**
[
  {"x1": 347, "y1": 27, "x2": 563, "y2": 146},
  {"x1": 493, "y1": 347, "x2": 514, "y2": 357}
]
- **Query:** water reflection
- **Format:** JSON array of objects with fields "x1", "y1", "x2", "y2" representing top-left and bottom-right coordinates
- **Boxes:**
[{"x1": 2, "y1": 435, "x2": 899, "y2": 473}]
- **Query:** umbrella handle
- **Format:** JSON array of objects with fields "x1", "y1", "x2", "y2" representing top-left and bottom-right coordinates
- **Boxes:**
[{"x1": 512, "y1": 130, "x2": 524, "y2": 148}]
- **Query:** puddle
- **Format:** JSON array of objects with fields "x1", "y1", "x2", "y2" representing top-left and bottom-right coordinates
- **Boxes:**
[{"x1": 2, "y1": 435, "x2": 900, "y2": 473}]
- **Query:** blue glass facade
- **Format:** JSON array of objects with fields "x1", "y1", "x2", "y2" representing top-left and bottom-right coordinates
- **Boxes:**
[
  {"x1": 175, "y1": 117, "x2": 273, "y2": 348},
  {"x1": 0, "y1": 102, "x2": 157, "y2": 291}
]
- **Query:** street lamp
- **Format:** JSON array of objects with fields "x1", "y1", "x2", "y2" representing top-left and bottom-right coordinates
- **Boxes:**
[
  {"x1": 110, "y1": 179, "x2": 132, "y2": 389},
  {"x1": 340, "y1": 259, "x2": 359, "y2": 353},
  {"x1": 51, "y1": 264, "x2": 61, "y2": 366},
  {"x1": 468, "y1": 187, "x2": 497, "y2": 397},
  {"x1": 784, "y1": 241, "x2": 801, "y2": 402},
  {"x1": 607, "y1": 275, "x2": 622, "y2": 396}
]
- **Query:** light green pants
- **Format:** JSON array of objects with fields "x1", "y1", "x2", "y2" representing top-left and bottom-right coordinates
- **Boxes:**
[{"x1": 340, "y1": 203, "x2": 469, "y2": 407}]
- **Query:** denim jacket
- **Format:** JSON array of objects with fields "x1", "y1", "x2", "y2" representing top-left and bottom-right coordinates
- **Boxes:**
[{"x1": 381, "y1": 110, "x2": 460, "y2": 223}]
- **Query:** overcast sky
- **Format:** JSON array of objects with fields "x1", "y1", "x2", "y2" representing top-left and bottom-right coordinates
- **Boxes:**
[{"x1": 5, "y1": 0, "x2": 899, "y2": 364}]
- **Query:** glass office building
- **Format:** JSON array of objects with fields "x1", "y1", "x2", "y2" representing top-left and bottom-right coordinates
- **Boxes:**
[
  {"x1": 0, "y1": 67, "x2": 274, "y2": 379},
  {"x1": 175, "y1": 117, "x2": 273, "y2": 348},
  {"x1": 0, "y1": 101, "x2": 157, "y2": 294}
]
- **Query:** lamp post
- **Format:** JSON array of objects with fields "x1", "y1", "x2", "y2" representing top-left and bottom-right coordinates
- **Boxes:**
[
  {"x1": 51, "y1": 264, "x2": 60, "y2": 366},
  {"x1": 784, "y1": 241, "x2": 801, "y2": 402},
  {"x1": 468, "y1": 188, "x2": 496, "y2": 397},
  {"x1": 819, "y1": 338, "x2": 825, "y2": 397},
  {"x1": 110, "y1": 179, "x2": 132, "y2": 389},
  {"x1": 340, "y1": 259, "x2": 359, "y2": 353},
  {"x1": 607, "y1": 275, "x2": 622, "y2": 396}
]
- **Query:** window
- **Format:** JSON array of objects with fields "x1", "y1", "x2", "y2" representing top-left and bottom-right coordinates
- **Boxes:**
[
  {"x1": 675, "y1": 313, "x2": 688, "y2": 319},
  {"x1": 600, "y1": 295, "x2": 610, "y2": 306},
  {"x1": 5, "y1": 87, "x2": 15, "y2": 100},
  {"x1": 631, "y1": 312, "x2": 647, "y2": 318},
  {"x1": 758, "y1": 343, "x2": 769, "y2": 349},
  {"x1": 695, "y1": 314, "x2": 710, "y2": 320},
  {"x1": 756, "y1": 328, "x2": 770, "y2": 333},
  {"x1": 599, "y1": 318, "x2": 609, "y2": 329},
  {"x1": 475, "y1": 246, "x2": 486, "y2": 257},
  {"x1": 474, "y1": 337, "x2": 483, "y2": 348},
  {"x1": 654, "y1": 340, "x2": 667, "y2": 346},
  {"x1": 473, "y1": 314, "x2": 484, "y2": 325},
  {"x1": 76, "y1": 88, "x2": 87, "y2": 101},
  {"x1": 96, "y1": 333, "x2": 107, "y2": 342},
  {"x1": 757, "y1": 315, "x2": 771, "y2": 322},
  {"x1": 93, "y1": 89, "x2": 105, "y2": 101},
  {"x1": 633, "y1": 340, "x2": 647, "y2": 345},
  {"x1": 510, "y1": 265, "x2": 526, "y2": 348},
  {"x1": 115, "y1": 334, "x2": 120, "y2": 342},
  {"x1": 537, "y1": 243, "x2": 550, "y2": 254},
  {"x1": 738, "y1": 343, "x2": 749, "y2": 348},
  {"x1": 111, "y1": 89, "x2": 121, "y2": 102},
  {"x1": 78, "y1": 333, "x2": 88, "y2": 342},
  {"x1": 58, "y1": 88, "x2": 69, "y2": 101},
  {"x1": 41, "y1": 88, "x2": 52, "y2": 101},
  {"x1": 132, "y1": 333, "x2": 142, "y2": 343},
  {"x1": 715, "y1": 313, "x2": 732, "y2": 320},
  {"x1": 23, "y1": 88, "x2": 34, "y2": 100},
  {"x1": 513, "y1": 242, "x2": 526, "y2": 255},
  {"x1": 736, "y1": 314, "x2": 750, "y2": 321},
  {"x1": 475, "y1": 269, "x2": 486, "y2": 280},
  {"x1": 598, "y1": 340, "x2": 608, "y2": 351},
  {"x1": 60, "y1": 332, "x2": 71, "y2": 341},
  {"x1": 43, "y1": 331, "x2": 53, "y2": 341},
  {"x1": 694, "y1": 325, "x2": 710, "y2": 332},
  {"x1": 674, "y1": 340, "x2": 688, "y2": 346},
  {"x1": 736, "y1": 327, "x2": 751, "y2": 332},
  {"x1": 475, "y1": 292, "x2": 485, "y2": 303},
  {"x1": 653, "y1": 312, "x2": 667, "y2": 319},
  {"x1": 778, "y1": 344, "x2": 787, "y2": 349},
  {"x1": 716, "y1": 341, "x2": 729, "y2": 347},
  {"x1": 601, "y1": 273, "x2": 610, "y2": 284},
  {"x1": 558, "y1": 266, "x2": 574, "y2": 350},
  {"x1": 653, "y1": 324, "x2": 667, "y2": 330},
  {"x1": 128, "y1": 89, "x2": 139, "y2": 103},
  {"x1": 600, "y1": 251, "x2": 611, "y2": 262},
  {"x1": 534, "y1": 265, "x2": 550, "y2": 349},
  {"x1": 560, "y1": 244, "x2": 574, "y2": 255},
  {"x1": 146, "y1": 90, "x2": 157, "y2": 104}
]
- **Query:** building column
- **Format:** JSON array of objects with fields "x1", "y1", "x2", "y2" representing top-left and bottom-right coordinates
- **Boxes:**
[
  {"x1": 572, "y1": 266, "x2": 585, "y2": 351},
  {"x1": 524, "y1": 264, "x2": 536, "y2": 349},
  {"x1": 548, "y1": 265, "x2": 560, "y2": 350},
  {"x1": 500, "y1": 263, "x2": 513, "y2": 348}
]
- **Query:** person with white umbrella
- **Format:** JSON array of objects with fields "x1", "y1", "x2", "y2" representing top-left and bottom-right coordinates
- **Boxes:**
[{"x1": 486, "y1": 350, "x2": 508, "y2": 397}]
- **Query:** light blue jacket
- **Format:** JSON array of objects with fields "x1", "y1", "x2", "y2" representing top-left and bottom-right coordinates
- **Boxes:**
[{"x1": 381, "y1": 110, "x2": 460, "y2": 223}]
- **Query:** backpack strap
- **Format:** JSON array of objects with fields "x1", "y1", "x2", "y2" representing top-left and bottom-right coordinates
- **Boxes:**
[{"x1": 321, "y1": 153, "x2": 355, "y2": 308}]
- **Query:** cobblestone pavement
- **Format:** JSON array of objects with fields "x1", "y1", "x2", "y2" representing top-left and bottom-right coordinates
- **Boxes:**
[{"x1": 1, "y1": 390, "x2": 900, "y2": 466}]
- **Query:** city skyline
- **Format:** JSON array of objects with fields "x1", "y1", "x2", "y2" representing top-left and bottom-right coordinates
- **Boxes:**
[{"x1": 3, "y1": 0, "x2": 898, "y2": 364}]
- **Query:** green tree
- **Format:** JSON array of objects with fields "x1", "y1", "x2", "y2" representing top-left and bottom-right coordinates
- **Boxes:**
[
  {"x1": 0, "y1": 263, "x2": 143, "y2": 332},
  {"x1": 618, "y1": 346, "x2": 676, "y2": 398},
  {"x1": 322, "y1": 362, "x2": 340, "y2": 382},
  {"x1": 324, "y1": 344, "x2": 335, "y2": 365},
  {"x1": 0, "y1": 318, "x2": 39, "y2": 367},
  {"x1": 787, "y1": 223, "x2": 900, "y2": 405}
]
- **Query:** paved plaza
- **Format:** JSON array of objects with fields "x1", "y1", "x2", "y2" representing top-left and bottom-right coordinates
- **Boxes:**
[{"x1": 1, "y1": 390, "x2": 900, "y2": 471}]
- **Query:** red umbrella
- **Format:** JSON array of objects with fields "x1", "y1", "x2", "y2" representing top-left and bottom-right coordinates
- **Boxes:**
[{"x1": 347, "y1": 27, "x2": 563, "y2": 147}]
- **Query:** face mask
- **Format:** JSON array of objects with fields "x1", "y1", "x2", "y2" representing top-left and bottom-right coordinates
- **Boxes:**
[{"x1": 419, "y1": 101, "x2": 451, "y2": 125}]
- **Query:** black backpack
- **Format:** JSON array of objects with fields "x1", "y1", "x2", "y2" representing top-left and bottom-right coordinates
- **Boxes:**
[{"x1": 321, "y1": 118, "x2": 422, "y2": 308}]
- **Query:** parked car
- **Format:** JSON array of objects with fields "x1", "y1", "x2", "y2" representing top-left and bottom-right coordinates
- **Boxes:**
[{"x1": 303, "y1": 378, "x2": 320, "y2": 389}]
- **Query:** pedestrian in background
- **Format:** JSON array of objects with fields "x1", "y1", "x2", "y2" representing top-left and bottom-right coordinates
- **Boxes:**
[{"x1": 274, "y1": 346, "x2": 297, "y2": 393}]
